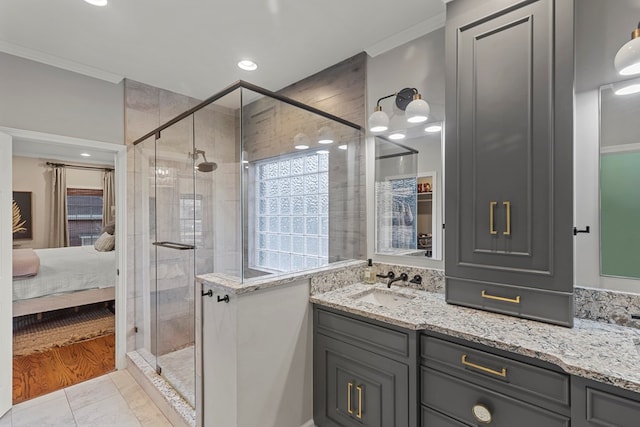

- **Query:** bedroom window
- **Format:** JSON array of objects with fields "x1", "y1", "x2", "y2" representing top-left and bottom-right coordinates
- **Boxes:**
[
  {"x1": 253, "y1": 151, "x2": 329, "y2": 273},
  {"x1": 67, "y1": 188, "x2": 103, "y2": 246}
]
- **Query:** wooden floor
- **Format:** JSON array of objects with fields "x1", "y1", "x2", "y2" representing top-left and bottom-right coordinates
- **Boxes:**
[{"x1": 13, "y1": 333, "x2": 115, "y2": 404}]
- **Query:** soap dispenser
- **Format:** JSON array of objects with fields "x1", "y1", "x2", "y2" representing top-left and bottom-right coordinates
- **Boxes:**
[{"x1": 363, "y1": 259, "x2": 375, "y2": 284}]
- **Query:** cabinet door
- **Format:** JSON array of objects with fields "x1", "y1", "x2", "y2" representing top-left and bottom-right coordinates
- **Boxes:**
[
  {"x1": 444, "y1": 0, "x2": 574, "y2": 325},
  {"x1": 314, "y1": 334, "x2": 409, "y2": 427},
  {"x1": 572, "y1": 376, "x2": 640, "y2": 427}
]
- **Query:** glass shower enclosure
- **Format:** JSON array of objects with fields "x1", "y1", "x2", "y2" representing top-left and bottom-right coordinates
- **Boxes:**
[{"x1": 133, "y1": 81, "x2": 363, "y2": 422}]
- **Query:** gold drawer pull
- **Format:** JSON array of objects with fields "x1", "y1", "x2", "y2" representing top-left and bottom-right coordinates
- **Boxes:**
[
  {"x1": 461, "y1": 355, "x2": 507, "y2": 378},
  {"x1": 348, "y1": 382, "x2": 353, "y2": 414},
  {"x1": 356, "y1": 385, "x2": 363, "y2": 419},
  {"x1": 489, "y1": 201, "x2": 498, "y2": 235},
  {"x1": 503, "y1": 201, "x2": 511, "y2": 236},
  {"x1": 481, "y1": 290, "x2": 520, "y2": 304}
]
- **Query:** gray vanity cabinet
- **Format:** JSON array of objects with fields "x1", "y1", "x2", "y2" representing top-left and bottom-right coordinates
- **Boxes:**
[
  {"x1": 313, "y1": 306, "x2": 418, "y2": 427},
  {"x1": 572, "y1": 376, "x2": 640, "y2": 426},
  {"x1": 420, "y1": 333, "x2": 571, "y2": 426},
  {"x1": 444, "y1": 0, "x2": 575, "y2": 326}
]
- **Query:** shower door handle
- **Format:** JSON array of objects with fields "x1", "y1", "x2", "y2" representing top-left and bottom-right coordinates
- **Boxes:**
[{"x1": 152, "y1": 241, "x2": 195, "y2": 250}]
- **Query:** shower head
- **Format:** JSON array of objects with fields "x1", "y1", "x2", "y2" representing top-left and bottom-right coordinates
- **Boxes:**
[{"x1": 194, "y1": 149, "x2": 217, "y2": 173}]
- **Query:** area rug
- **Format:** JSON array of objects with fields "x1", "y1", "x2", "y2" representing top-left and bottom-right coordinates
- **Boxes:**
[{"x1": 13, "y1": 306, "x2": 115, "y2": 357}]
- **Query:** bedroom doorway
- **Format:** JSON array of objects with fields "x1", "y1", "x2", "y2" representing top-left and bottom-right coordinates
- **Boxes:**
[
  {"x1": 0, "y1": 131, "x2": 14, "y2": 417},
  {"x1": 0, "y1": 127, "x2": 127, "y2": 407}
]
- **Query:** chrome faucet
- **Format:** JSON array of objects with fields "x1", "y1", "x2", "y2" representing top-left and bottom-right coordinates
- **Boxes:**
[{"x1": 387, "y1": 272, "x2": 408, "y2": 288}]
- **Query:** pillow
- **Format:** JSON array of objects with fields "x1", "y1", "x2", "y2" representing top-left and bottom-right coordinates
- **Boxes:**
[
  {"x1": 94, "y1": 232, "x2": 115, "y2": 252},
  {"x1": 13, "y1": 248, "x2": 40, "y2": 278},
  {"x1": 102, "y1": 222, "x2": 115, "y2": 235}
]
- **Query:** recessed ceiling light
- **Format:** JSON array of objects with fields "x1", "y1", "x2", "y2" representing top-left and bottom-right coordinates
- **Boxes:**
[
  {"x1": 425, "y1": 125, "x2": 442, "y2": 133},
  {"x1": 81, "y1": 152, "x2": 91, "y2": 157},
  {"x1": 389, "y1": 132, "x2": 406, "y2": 140},
  {"x1": 294, "y1": 145, "x2": 309, "y2": 150},
  {"x1": 238, "y1": 60, "x2": 258, "y2": 71},
  {"x1": 84, "y1": 0, "x2": 108, "y2": 6},
  {"x1": 614, "y1": 83, "x2": 640, "y2": 95},
  {"x1": 338, "y1": 144, "x2": 348, "y2": 150}
]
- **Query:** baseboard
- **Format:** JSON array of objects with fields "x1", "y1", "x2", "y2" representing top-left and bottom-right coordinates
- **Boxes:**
[{"x1": 301, "y1": 419, "x2": 316, "y2": 427}]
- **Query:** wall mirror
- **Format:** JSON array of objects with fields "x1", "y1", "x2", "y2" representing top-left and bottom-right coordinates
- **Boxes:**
[
  {"x1": 374, "y1": 125, "x2": 443, "y2": 260},
  {"x1": 574, "y1": 0, "x2": 640, "y2": 292},
  {"x1": 599, "y1": 84, "x2": 640, "y2": 280}
]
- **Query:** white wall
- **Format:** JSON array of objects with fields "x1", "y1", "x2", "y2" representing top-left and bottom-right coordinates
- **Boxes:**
[
  {"x1": 202, "y1": 280, "x2": 313, "y2": 427},
  {"x1": 574, "y1": 91, "x2": 600, "y2": 289},
  {"x1": 0, "y1": 52, "x2": 124, "y2": 145}
]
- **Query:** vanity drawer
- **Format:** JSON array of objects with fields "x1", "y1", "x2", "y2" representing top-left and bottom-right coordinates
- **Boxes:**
[
  {"x1": 315, "y1": 307, "x2": 410, "y2": 360},
  {"x1": 421, "y1": 406, "x2": 469, "y2": 427},
  {"x1": 420, "y1": 335, "x2": 569, "y2": 408},
  {"x1": 421, "y1": 367, "x2": 570, "y2": 427}
]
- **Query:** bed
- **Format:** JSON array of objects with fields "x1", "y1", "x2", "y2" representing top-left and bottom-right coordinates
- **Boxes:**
[{"x1": 12, "y1": 246, "x2": 116, "y2": 317}]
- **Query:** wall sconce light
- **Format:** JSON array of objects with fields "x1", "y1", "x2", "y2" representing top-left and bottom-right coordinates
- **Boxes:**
[
  {"x1": 294, "y1": 133, "x2": 310, "y2": 150},
  {"x1": 368, "y1": 87, "x2": 430, "y2": 132},
  {"x1": 317, "y1": 126, "x2": 334, "y2": 144},
  {"x1": 615, "y1": 22, "x2": 640, "y2": 76}
]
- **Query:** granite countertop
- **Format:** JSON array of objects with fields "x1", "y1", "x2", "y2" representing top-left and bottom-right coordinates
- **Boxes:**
[
  {"x1": 310, "y1": 282, "x2": 640, "y2": 394},
  {"x1": 196, "y1": 260, "x2": 365, "y2": 295}
]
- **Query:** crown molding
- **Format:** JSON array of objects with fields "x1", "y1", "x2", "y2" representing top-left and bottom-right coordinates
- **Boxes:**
[
  {"x1": 0, "y1": 41, "x2": 123, "y2": 84},
  {"x1": 365, "y1": 12, "x2": 446, "y2": 58}
]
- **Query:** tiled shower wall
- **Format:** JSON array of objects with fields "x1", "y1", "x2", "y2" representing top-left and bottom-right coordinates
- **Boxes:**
[
  {"x1": 242, "y1": 53, "x2": 367, "y2": 269},
  {"x1": 124, "y1": 52, "x2": 367, "y2": 352},
  {"x1": 124, "y1": 80, "x2": 239, "y2": 354}
]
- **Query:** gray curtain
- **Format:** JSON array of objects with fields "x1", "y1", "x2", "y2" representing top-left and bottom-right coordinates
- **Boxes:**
[
  {"x1": 102, "y1": 170, "x2": 115, "y2": 227},
  {"x1": 48, "y1": 166, "x2": 68, "y2": 247}
]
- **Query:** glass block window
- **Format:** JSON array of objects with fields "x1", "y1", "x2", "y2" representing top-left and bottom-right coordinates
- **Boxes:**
[
  {"x1": 180, "y1": 194, "x2": 203, "y2": 247},
  {"x1": 375, "y1": 178, "x2": 417, "y2": 253},
  {"x1": 67, "y1": 188, "x2": 103, "y2": 246},
  {"x1": 254, "y1": 151, "x2": 329, "y2": 272}
]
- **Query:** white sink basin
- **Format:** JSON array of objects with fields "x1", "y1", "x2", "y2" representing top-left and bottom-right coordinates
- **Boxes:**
[{"x1": 351, "y1": 288, "x2": 414, "y2": 309}]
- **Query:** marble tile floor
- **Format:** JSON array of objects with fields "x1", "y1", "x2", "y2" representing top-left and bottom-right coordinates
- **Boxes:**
[{"x1": 0, "y1": 370, "x2": 172, "y2": 426}]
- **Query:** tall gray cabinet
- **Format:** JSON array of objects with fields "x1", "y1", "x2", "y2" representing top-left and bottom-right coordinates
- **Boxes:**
[{"x1": 444, "y1": 0, "x2": 575, "y2": 326}]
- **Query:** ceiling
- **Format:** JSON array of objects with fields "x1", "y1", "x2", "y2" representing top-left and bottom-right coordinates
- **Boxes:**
[
  {"x1": 10, "y1": 128, "x2": 115, "y2": 166},
  {"x1": 0, "y1": 0, "x2": 446, "y2": 101}
]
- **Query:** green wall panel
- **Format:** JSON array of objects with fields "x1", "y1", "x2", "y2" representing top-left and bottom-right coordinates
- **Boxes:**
[{"x1": 601, "y1": 151, "x2": 640, "y2": 278}]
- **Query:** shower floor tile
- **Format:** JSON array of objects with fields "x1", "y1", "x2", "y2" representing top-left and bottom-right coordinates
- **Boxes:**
[{"x1": 159, "y1": 345, "x2": 195, "y2": 407}]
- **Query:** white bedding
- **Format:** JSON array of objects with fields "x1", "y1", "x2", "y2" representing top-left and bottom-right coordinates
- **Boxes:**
[{"x1": 12, "y1": 246, "x2": 116, "y2": 302}]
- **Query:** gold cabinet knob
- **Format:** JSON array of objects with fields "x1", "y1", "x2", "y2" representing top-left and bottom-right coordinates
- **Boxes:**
[{"x1": 472, "y1": 403, "x2": 492, "y2": 424}]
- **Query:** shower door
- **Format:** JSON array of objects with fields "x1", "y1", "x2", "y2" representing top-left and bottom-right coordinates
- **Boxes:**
[{"x1": 152, "y1": 115, "x2": 197, "y2": 408}]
